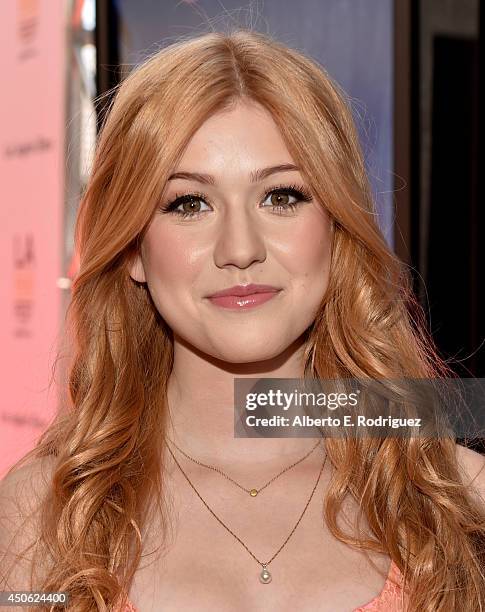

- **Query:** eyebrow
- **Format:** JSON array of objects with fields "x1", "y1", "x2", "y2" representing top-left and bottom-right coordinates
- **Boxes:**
[{"x1": 167, "y1": 163, "x2": 300, "y2": 185}]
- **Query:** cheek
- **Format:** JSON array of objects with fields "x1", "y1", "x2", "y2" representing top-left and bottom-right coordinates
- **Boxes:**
[
  {"x1": 141, "y1": 226, "x2": 208, "y2": 328},
  {"x1": 283, "y1": 214, "x2": 332, "y2": 286},
  {"x1": 143, "y1": 226, "x2": 203, "y2": 289}
]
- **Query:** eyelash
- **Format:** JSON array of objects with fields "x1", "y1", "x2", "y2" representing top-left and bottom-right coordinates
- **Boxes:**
[{"x1": 158, "y1": 183, "x2": 313, "y2": 219}]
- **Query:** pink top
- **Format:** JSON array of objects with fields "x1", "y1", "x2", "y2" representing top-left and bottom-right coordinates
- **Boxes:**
[{"x1": 121, "y1": 560, "x2": 406, "y2": 611}]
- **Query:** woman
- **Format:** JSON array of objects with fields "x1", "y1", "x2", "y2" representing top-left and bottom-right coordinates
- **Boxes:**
[{"x1": 1, "y1": 29, "x2": 485, "y2": 612}]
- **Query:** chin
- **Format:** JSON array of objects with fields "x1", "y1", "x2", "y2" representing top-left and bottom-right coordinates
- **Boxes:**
[{"x1": 207, "y1": 337, "x2": 293, "y2": 365}]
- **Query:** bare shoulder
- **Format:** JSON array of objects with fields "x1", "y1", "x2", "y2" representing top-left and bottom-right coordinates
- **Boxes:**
[
  {"x1": 0, "y1": 454, "x2": 57, "y2": 519},
  {"x1": 455, "y1": 442, "x2": 485, "y2": 506},
  {"x1": 0, "y1": 454, "x2": 57, "y2": 590},
  {"x1": 0, "y1": 453, "x2": 56, "y2": 493}
]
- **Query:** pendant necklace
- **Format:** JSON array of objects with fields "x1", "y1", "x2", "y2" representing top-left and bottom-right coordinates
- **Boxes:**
[
  {"x1": 167, "y1": 437, "x2": 321, "y2": 497},
  {"x1": 165, "y1": 441, "x2": 327, "y2": 584}
]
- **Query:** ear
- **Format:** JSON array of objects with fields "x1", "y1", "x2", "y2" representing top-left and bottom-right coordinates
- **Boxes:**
[{"x1": 128, "y1": 252, "x2": 147, "y2": 283}]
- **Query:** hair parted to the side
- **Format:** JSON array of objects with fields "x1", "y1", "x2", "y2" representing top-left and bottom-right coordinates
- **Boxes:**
[{"x1": 1, "y1": 28, "x2": 484, "y2": 611}]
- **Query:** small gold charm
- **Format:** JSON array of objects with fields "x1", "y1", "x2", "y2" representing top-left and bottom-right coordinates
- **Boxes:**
[{"x1": 250, "y1": 488, "x2": 258, "y2": 497}]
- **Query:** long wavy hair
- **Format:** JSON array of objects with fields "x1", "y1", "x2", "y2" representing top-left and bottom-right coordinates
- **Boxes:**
[{"x1": 2, "y1": 29, "x2": 485, "y2": 611}]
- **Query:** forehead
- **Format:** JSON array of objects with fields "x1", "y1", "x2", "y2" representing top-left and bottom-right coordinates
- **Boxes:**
[{"x1": 174, "y1": 100, "x2": 295, "y2": 174}]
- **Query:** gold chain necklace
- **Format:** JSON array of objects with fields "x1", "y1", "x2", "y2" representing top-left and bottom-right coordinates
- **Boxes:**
[
  {"x1": 167, "y1": 438, "x2": 322, "y2": 497},
  {"x1": 165, "y1": 441, "x2": 327, "y2": 584}
]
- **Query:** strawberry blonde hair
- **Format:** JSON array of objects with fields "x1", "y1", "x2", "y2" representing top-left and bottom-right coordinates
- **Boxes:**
[{"x1": 2, "y1": 29, "x2": 485, "y2": 611}]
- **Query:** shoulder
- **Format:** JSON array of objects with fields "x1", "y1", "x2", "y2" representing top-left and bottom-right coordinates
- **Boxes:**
[
  {"x1": 0, "y1": 453, "x2": 56, "y2": 488},
  {"x1": 0, "y1": 454, "x2": 57, "y2": 590},
  {"x1": 455, "y1": 442, "x2": 485, "y2": 507},
  {"x1": 0, "y1": 454, "x2": 56, "y2": 515}
]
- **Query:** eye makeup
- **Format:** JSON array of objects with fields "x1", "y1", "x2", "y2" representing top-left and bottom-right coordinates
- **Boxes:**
[{"x1": 157, "y1": 183, "x2": 313, "y2": 219}]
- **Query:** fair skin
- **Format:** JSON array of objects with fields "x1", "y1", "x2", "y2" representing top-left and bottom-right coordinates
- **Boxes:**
[
  {"x1": 125, "y1": 101, "x2": 485, "y2": 612},
  {"x1": 129, "y1": 99, "x2": 333, "y2": 468},
  {"x1": 126, "y1": 100, "x2": 393, "y2": 611},
  {"x1": 0, "y1": 100, "x2": 484, "y2": 611}
]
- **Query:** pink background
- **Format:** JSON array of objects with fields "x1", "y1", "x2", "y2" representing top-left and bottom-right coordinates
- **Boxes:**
[{"x1": 0, "y1": 0, "x2": 67, "y2": 478}]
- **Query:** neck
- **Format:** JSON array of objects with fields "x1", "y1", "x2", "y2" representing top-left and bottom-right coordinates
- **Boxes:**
[{"x1": 164, "y1": 332, "x2": 320, "y2": 467}]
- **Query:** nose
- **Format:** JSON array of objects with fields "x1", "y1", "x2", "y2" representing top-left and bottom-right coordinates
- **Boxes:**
[{"x1": 213, "y1": 203, "x2": 267, "y2": 270}]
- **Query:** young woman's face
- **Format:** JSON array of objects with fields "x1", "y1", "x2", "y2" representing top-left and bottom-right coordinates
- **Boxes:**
[{"x1": 130, "y1": 100, "x2": 333, "y2": 363}]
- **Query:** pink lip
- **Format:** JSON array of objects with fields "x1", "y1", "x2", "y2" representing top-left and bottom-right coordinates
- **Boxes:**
[{"x1": 206, "y1": 284, "x2": 282, "y2": 310}]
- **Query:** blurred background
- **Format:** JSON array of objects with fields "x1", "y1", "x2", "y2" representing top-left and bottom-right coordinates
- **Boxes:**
[{"x1": 0, "y1": 0, "x2": 483, "y2": 475}]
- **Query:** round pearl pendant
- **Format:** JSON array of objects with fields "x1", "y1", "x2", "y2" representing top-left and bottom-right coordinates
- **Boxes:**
[
  {"x1": 250, "y1": 489, "x2": 258, "y2": 497},
  {"x1": 259, "y1": 566, "x2": 272, "y2": 584}
]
